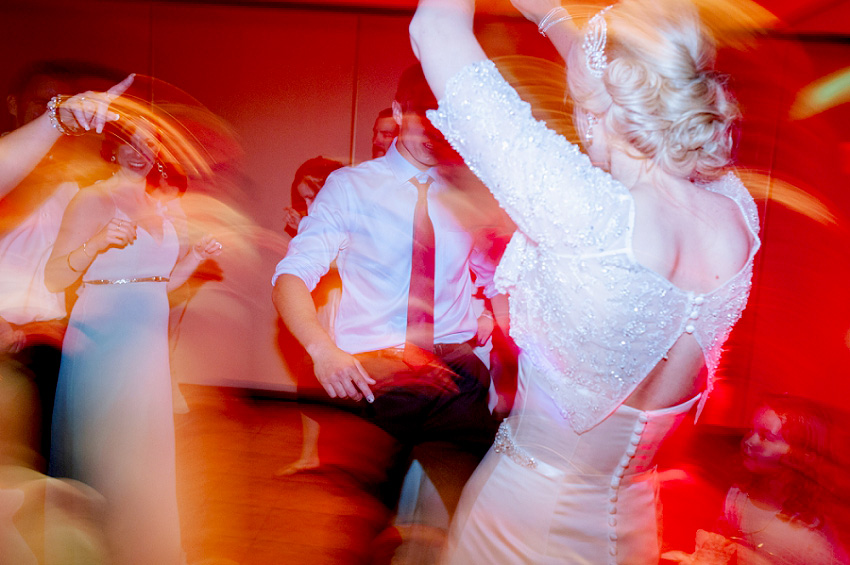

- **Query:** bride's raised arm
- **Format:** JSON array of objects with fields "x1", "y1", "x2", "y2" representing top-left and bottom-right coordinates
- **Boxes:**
[
  {"x1": 409, "y1": 0, "x2": 486, "y2": 101},
  {"x1": 509, "y1": 0, "x2": 582, "y2": 62},
  {"x1": 412, "y1": 0, "x2": 583, "y2": 95},
  {"x1": 410, "y1": 0, "x2": 626, "y2": 252}
]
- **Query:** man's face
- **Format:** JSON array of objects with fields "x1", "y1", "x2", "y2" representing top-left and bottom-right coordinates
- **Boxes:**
[
  {"x1": 9, "y1": 75, "x2": 72, "y2": 128},
  {"x1": 392, "y1": 102, "x2": 451, "y2": 170},
  {"x1": 371, "y1": 116, "x2": 398, "y2": 159}
]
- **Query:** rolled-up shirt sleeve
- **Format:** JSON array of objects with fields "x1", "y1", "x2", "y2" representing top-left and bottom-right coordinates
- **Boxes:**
[
  {"x1": 271, "y1": 174, "x2": 349, "y2": 289},
  {"x1": 468, "y1": 244, "x2": 498, "y2": 299}
]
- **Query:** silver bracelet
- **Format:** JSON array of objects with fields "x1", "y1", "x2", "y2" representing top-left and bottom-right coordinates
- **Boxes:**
[
  {"x1": 46, "y1": 95, "x2": 85, "y2": 136},
  {"x1": 538, "y1": 6, "x2": 572, "y2": 37}
]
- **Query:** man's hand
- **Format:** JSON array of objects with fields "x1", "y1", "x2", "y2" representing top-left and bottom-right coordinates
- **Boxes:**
[
  {"x1": 476, "y1": 311, "x2": 494, "y2": 346},
  {"x1": 309, "y1": 342, "x2": 376, "y2": 402}
]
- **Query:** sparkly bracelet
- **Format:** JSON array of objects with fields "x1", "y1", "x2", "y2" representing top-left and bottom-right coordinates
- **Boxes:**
[
  {"x1": 46, "y1": 95, "x2": 85, "y2": 136},
  {"x1": 82, "y1": 241, "x2": 94, "y2": 258},
  {"x1": 538, "y1": 6, "x2": 572, "y2": 37}
]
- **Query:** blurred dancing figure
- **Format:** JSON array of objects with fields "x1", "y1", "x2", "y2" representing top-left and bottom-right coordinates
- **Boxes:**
[
  {"x1": 45, "y1": 108, "x2": 221, "y2": 564},
  {"x1": 0, "y1": 60, "x2": 124, "y2": 469},
  {"x1": 0, "y1": 63, "x2": 80, "y2": 468},
  {"x1": 411, "y1": 0, "x2": 760, "y2": 562},
  {"x1": 666, "y1": 396, "x2": 848, "y2": 564},
  {"x1": 273, "y1": 64, "x2": 498, "y2": 518},
  {"x1": 0, "y1": 76, "x2": 131, "y2": 565}
]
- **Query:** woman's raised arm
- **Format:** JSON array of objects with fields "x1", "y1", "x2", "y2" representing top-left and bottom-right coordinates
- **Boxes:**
[{"x1": 0, "y1": 75, "x2": 133, "y2": 198}]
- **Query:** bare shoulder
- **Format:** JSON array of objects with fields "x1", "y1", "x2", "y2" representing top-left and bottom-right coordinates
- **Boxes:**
[
  {"x1": 698, "y1": 187, "x2": 754, "y2": 258},
  {"x1": 700, "y1": 186, "x2": 753, "y2": 241}
]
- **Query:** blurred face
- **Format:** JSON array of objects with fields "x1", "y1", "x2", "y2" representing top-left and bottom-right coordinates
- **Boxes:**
[
  {"x1": 372, "y1": 116, "x2": 398, "y2": 158},
  {"x1": 297, "y1": 176, "x2": 321, "y2": 210},
  {"x1": 116, "y1": 127, "x2": 160, "y2": 178},
  {"x1": 392, "y1": 101, "x2": 451, "y2": 170},
  {"x1": 742, "y1": 407, "x2": 791, "y2": 474}
]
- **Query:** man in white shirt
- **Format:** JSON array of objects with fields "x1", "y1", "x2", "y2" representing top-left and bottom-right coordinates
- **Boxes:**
[{"x1": 273, "y1": 65, "x2": 497, "y2": 515}]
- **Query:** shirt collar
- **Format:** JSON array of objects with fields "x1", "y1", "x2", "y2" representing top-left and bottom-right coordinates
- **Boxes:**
[{"x1": 384, "y1": 139, "x2": 438, "y2": 185}]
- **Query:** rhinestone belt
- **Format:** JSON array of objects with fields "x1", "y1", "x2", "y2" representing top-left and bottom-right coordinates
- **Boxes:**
[
  {"x1": 493, "y1": 420, "x2": 537, "y2": 468},
  {"x1": 83, "y1": 276, "x2": 170, "y2": 285}
]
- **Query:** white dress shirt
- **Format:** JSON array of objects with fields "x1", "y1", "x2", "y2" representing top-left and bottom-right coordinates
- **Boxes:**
[
  {"x1": 0, "y1": 181, "x2": 78, "y2": 324},
  {"x1": 273, "y1": 141, "x2": 493, "y2": 355}
]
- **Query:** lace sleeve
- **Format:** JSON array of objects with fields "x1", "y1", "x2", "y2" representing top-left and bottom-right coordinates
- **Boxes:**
[{"x1": 427, "y1": 60, "x2": 630, "y2": 252}]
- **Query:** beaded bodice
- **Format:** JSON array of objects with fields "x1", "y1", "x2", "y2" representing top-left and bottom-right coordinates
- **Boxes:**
[{"x1": 428, "y1": 60, "x2": 760, "y2": 433}]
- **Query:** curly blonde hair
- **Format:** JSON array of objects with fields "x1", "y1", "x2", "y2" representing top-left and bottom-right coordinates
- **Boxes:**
[{"x1": 567, "y1": 0, "x2": 738, "y2": 181}]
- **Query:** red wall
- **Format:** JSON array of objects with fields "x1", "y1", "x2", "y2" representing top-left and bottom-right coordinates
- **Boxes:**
[{"x1": 2, "y1": 0, "x2": 849, "y2": 425}]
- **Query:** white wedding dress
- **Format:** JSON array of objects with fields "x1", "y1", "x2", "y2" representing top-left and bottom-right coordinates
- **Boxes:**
[{"x1": 428, "y1": 60, "x2": 760, "y2": 564}]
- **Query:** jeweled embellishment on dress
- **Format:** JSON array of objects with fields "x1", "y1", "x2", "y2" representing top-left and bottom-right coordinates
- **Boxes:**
[
  {"x1": 494, "y1": 421, "x2": 537, "y2": 468},
  {"x1": 429, "y1": 60, "x2": 760, "y2": 432}
]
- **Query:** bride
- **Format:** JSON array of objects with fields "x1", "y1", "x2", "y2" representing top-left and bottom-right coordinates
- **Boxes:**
[{"x1": 410, "y1": 0, "x2": 760, "y2": 562}]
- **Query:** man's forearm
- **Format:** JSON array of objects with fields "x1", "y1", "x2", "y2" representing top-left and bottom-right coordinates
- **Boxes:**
[{"x1": 273, "y1": 273, "x2": 337, "y2": 358}]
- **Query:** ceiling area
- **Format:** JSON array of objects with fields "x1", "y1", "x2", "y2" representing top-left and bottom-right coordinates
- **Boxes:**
[{"x1": 204, "y1": 0, "x2": 850, "y2": 36}]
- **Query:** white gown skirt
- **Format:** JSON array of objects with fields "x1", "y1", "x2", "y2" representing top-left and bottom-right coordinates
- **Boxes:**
[{"x1": 443, "y1": 358, "x2": 699, "y2": 565}]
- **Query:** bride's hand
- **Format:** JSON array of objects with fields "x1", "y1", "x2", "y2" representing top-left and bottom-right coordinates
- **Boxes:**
[
  {"x1": 89, "y1": 218, "x2": 137, "y2": 252},
  {"x1": 192, "y1": 235, "x2": 223, "y2": 261}
]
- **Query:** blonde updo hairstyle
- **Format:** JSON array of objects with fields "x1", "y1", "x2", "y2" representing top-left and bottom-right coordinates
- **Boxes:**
[{"x1": 567, "y1": 0, "x2": 739, "y2": 181}]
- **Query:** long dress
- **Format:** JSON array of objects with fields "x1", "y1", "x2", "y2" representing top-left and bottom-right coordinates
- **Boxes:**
[
  {"x1": 427, "y1": 60, "x2": 761, "y2": 563},
  {"x1": 50, "y1": 202, "x2": 183, "y2": 564}
]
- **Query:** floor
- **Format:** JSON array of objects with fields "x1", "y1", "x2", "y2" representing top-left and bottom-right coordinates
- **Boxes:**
[
  {"x1": 175, "y1": 384, "x2": 406, "y2": 565},
  {"x1": 172, "y1": 384, "x2": 850, "y2": 565}
]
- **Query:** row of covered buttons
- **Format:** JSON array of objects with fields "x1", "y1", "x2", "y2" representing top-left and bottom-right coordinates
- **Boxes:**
[
  {"x1": 605, "y1": 412, "x2": 650, "y2": 559},
  {"x1": 684, "y1": 294, "x2": 705, "y2": 334}
]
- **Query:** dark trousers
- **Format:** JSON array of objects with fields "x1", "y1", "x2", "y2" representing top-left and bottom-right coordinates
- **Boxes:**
[{"x1": 352, "y1": 342, "x2": 498, "y2": 516}]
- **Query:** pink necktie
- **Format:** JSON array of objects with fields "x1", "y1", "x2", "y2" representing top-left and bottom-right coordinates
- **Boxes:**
[{"x1": 405, "y1": 176, "x2": 435, "y2": 363}]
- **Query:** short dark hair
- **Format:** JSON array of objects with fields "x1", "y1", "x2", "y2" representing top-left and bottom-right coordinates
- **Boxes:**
[
  {"x1": 376, "y1": 107, "x2": 394, "y2": 121},
  {"x1": 290, "y1": 156, "x2": 344, "y2": 215},
  {"x1": 394, "y1": 64, "x2": 437, "y2": 114}
]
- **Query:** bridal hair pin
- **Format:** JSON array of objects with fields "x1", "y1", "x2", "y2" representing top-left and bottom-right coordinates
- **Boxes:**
[{"x1": 582, "y1": 5, "x2": 614, "y2": 77}]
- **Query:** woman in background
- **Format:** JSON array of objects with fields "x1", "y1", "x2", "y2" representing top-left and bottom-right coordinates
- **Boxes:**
[{"x1": 277, "y1": 156, "x2": 343, "y2": 476}]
